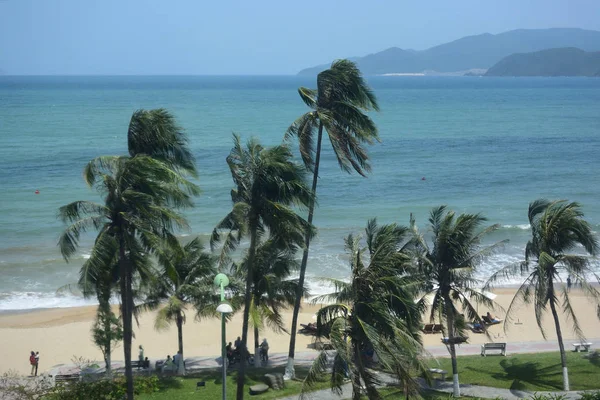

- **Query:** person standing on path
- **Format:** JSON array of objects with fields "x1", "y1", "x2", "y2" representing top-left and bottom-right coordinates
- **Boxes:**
[
  {"x1": 34, "y1": 352, "x2": 39, "y2": 376},
  {"x1": 29, "y1": 351, "x2": 36, "y2": 376},
  {"x1": 138, "y1": 345, "x2": 144, "y2": 370}
]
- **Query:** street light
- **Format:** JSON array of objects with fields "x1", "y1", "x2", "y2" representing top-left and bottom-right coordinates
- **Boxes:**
[{"x1": 214, "y1": 273, "x2": 231, "y2": 400}]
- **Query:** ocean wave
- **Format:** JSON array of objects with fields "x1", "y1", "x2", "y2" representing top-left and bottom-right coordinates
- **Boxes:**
[
  {"x1": 501, "y1": 224, "x2": 531, "y2": 230},
  {"x1": 0, "y1": 291, "x2": 98, "y2": 311}
]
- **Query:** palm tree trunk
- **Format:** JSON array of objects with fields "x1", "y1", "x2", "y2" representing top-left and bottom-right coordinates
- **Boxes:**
[
  {"x1": 119, "y1": 236, "x2": 134, "y2": 400},
  {"x1": 176, "y1": 310, "x2": 185, "y2": 375},
  {"x1": 549, "y1": 286, "x2": 570, "y2": 390},
  {"x1": 103, "y1": 307, "x2": 112, "y2": 377},
  {"x1": 286, "y1": 121, "x2": 324, "y2": 379},
  {"x1": 236, "y1": 227, "x2": 258, "y2": 400},
  {"x1": 105, "y1": 351, "x2": 111, "y2": 378},
  {"x1": 445, "y1": 299, "x2": 460, "y2": 397},
  {"x1": 176, "y1": 311, "x2": 184, "y2": 355},
  {"x1": 254, "y1": 326, "x2": 259, "y2": 360}
]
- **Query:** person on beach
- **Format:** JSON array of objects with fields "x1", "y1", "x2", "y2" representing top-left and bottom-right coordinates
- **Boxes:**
[
  {"x1": 234, "y1": 336, "x2": 241, "y2": 349},
  {"x1": 138, "y1": 345, "x2": 144, "y2": 369},
  {"x1": 29, "y1": 351, "x2": 36, "y2": 376},
  {"x1": 486, "y1": 311, "x2": 500, "y2": 323},
  {"x1": 34, "y1": 352, "x2": 39, "y2": 376},
  {"x1": 259, "y1": 338, "x2": 269, "y2": 362}
]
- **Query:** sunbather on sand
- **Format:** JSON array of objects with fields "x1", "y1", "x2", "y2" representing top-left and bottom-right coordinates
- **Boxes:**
[{"x1": 486, "y1": 312, "x2": 501, "y2": 323}]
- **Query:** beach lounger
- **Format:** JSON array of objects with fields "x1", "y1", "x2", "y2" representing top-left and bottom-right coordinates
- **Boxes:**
[
  {"x1": 441, "y1": 336, "x2": 468, "y2": 345},
  {"x1": 432, "y1": 324, "x2": 443, "y2": 333},
  {"x1": 481, "y1": 315, "x2": 502, "y2": 325},
  {"x1": 421, "y1": 324, "x2": 434, "y2": 334},
  {"x1": 299, "y1": 323, "x2": 317, "y2": 335}
]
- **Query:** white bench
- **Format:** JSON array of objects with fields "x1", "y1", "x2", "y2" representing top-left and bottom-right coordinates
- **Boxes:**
[
  {"x1": 429, "y1": 368, "x2": 447, "y2": 380},
  {"x1": 572, "y1": 342, "x2": 592, "y2": 352},
  {"x1": 481, "y1": 342, "x2": 506, "y2": 356}
]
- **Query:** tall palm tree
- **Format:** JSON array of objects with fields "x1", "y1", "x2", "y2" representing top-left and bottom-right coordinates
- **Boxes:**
[
  {"x1": 140, "y1": 237, "x2": 218, "y2": 372},
  {"x1": 284, "y1": 59, "x2": 380, "y2": 379},
  {"x1": 58, "y1": 109, "x2": 198, "y2": 400},
  {"x1": 211, "y1": 134, "x2": 312, "y2": 400},
  {"x1": 487, "y1": 200, "x2": 599, "y2": 391},
  {"x1": 240, "y1": 240, "x2": 306, "y2": 357},
  {"x1": 302, "y1": 219, "x2": 425, "y2": 400},
  {"x1": 412, "y1": 207, "x2": 506, "y2": 397}
]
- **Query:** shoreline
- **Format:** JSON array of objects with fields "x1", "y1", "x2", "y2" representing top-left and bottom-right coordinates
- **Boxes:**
[{"x1": 1, "y1": 287, "x2": 599, "y2": 376}]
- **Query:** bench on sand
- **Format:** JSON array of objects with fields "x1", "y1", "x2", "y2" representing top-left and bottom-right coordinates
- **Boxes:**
[
  {"x1": 572, "y1": 342, "x2": 592, "y2": 352},
  {"x1": 428, "y1": 368, "x2": 447, "y2": 381},
  {"x1": 481, "y1": 342, "x2": 506, "y2": 356}
]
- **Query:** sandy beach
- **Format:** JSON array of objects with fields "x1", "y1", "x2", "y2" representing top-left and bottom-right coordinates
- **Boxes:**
[{"x1": 1, "y1": 287, "x2": 599, "y2": 376}]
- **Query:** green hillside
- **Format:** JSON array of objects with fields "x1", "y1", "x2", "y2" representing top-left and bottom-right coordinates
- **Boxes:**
[{"x1": 485, "y1": 47, "x2": 600, "y2": 76}]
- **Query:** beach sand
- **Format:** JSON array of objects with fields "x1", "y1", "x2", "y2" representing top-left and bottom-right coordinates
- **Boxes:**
[{"x1": 1, "y1": 287, "x2": 599, "y2": 376}]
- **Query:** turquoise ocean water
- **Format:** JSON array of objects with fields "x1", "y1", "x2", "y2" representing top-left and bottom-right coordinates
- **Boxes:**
[{"x1": 0, "y1": 76, "x2": 599, "y2": 310}]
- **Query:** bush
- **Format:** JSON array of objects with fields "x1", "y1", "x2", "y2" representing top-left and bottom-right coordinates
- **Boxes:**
[
  {"x1": 580, "y1": 391, "x2": 600, "y2": 400},
  {"x1": 46, "y1": 375, "x2": 160, "y2": 400}
]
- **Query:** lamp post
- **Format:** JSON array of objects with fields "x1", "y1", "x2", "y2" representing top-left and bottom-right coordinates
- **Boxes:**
[{"x1": 214, "y1": 273, "x2": 232, "y2": 400}]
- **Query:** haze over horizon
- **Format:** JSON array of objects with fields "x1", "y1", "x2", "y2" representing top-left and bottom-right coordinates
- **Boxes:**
[{"x1": 1, "y1": 0, "x2": 600, "y2": 75}]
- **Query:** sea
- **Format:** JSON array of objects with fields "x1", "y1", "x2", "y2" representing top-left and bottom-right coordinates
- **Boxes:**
[{"x1": 1, "y1": 75, "x2": 599, "y2": 311}]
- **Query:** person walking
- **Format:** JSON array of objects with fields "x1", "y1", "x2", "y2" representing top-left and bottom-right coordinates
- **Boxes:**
[{"x1": 28, "y1": 351, "x2": 37, "y2": 376}]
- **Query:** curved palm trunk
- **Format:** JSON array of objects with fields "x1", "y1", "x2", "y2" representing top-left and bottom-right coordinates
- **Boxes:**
[
  {"x1": 236, "y1": 228, "x2": 258, "y2": 400},
  {"x1": 286, "y1": 121, "x2": 324, "y2": 379},
  {"x1": 549, "y1": 284, "x2": 570, "y2": 391},
  {"x1": 119, "y1": 236, "x2": 134, "y2": 400},
  {"x1": 445, "y1": 299, "x2": 460, "y2": 397}
]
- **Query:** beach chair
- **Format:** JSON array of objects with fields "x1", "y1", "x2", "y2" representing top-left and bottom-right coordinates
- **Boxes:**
[
  {"x1": 432, "y1": 324, "x2": 443, "y2": 333},
  {"x1": 421, "y1": 324, "x2": 434, "y2": 334},
  {"x1": 299, "y1": 323, "x2": 317, "y2": 335},
  {"x1": 481, "y1": 315, "x2": 502, "y2": 325}
]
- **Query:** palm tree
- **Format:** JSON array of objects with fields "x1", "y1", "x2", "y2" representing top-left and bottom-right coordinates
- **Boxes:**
[
  {"x1": 140, "y1": 237, "x2": 218, "y2": 373},
  {"x1": 211, "y1": 134, "x2": 312, "y2": 400},
  {"x1": 240, "y1": 240, "x2": 306, "y2": 359},
  {"x1": 58, "y1": 109, "x2": 198, "y2": 400},
  {"x1": 412, "y1": 207, "x2": 506, "y2": 397},
  {"x1": 303, "y1": 219, "x2": 425, "y2": 400},
  {"x1": 487, "y1": 200, "x2": 599, "y2": 391},
  {"x1": 284, "y1": 59, "x2": 380, "y2": 379}
]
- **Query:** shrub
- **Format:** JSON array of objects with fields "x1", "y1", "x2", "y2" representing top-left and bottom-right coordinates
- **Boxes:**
[
  {"x1": 46, "y1": 375, "x2": 160, "y2": 400},
  {"x1": 580, "y1": 391, "x2": 600, "y2": 400}
]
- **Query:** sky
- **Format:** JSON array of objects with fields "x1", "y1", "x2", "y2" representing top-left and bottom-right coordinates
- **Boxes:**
[{"x1": 1, "y1": 0, "x2": 599, "y2": 75}]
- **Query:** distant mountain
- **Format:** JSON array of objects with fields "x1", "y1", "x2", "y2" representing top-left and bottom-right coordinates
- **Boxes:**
[
  {"x1": 485, "y1": 48, "x2": 600, "y2": 77},
  {"x1": 298, "y1": 28, "x2": 600, "y2": 75}
]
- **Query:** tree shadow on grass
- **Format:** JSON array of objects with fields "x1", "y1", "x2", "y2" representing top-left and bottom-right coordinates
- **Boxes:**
[
  {"x1": 483, "y1": 359, "x2": 562, "y2": 392},
  {"x1": 584, "y1": 351, "x2": 600, "y2": 368}
]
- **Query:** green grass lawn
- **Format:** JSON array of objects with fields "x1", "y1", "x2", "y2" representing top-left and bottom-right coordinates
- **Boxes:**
[
  {"x1": 137, "y1": 367, "x2": 329, "y2": 400},
  {"x1": 429, "y1": 351, "x2": 600, "y2": 392}
]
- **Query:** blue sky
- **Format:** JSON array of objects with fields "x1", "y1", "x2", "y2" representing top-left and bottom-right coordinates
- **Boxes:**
[{"x1": 1, "y1": 0, "x2": 599, "y2": 75}]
